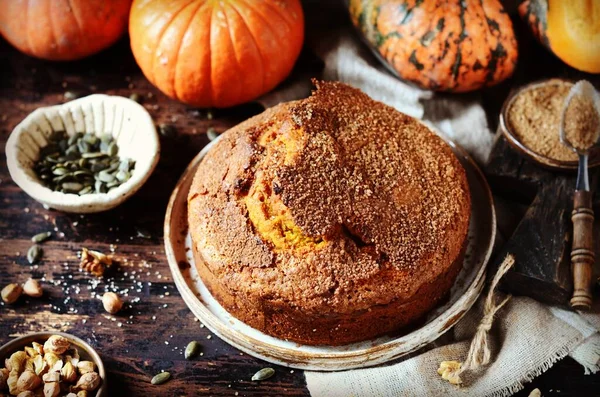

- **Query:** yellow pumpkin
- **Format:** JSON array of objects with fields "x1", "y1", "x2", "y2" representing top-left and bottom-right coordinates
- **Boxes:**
[{"x1": 520, "y1": 0, "x2": 600, "y2": 73}]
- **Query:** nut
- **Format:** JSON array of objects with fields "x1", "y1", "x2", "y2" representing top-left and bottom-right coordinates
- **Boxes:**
[
  {"x1": 437, "y1": 360, "x2": 462, "y2": 385},
  {"x1": 76, "y1": 361, "x2": 95, "y2": 375},
  {"x1": 0, "y1": 367, "x2": 9, "y2": 390},
  {"x1": 31, "y1": 342, "x2": 44, "y2": 355},
  {"x1": 32, "y1": 355, "x2": 47, "y2": 376},
  {"x1": 23, "y1": 279, "x2": 43, "y2": 298},
  {"x1": 43, "y1": 381, "x2": 60, "y2": 397},
  {"x1": 60, "y1": 362, "x2": 77, "y2": 383},
  {"x1": 102, "y1": 292, "x2": 123, "y2": 314},
  {"x1": 24, "y1": 347, "x2": 38, "y2": 358},
  {"x1": 43, "y1": 335, "x2": 70, "y2": 355},
  {"x1": 75, "y1": 372, "x2": 100, "y2": 391},
  {"x1": 7, "y1": 370, "x2": 19, "y2": 395},
  {"x1": 17, "y1": 370, "x2": 41, "y2": 391},
  {"x1": 80, "y1": 248, "x2": 113, "y2": 277},
  {"x1": 17, "y1": 391, "x2": 35, "y2": 397},
  {"x1": 7, "y1": 351, "x2": 28, "y2": 373},
  {"x1": 77, "y1": 391, "x2": 89, "y2": 397},
  {"x1": 42, "y1": 371, "x2": 60, "y2": 383},
  {"x1": 42, "y1": 354, "x2": 61, "y2": 372},
  {"x1": 1, "y1": 283, "x2": 23, "y2": 304}
]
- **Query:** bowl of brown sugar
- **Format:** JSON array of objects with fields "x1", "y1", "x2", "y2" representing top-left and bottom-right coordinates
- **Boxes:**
[{"x1": 500, "y1": 78, "x2": 600, "y2": 170}]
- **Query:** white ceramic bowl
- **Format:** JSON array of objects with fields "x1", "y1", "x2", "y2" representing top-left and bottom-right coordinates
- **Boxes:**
[{"x1": 6, "y1": 94, "x2": 160, "y2": 213}]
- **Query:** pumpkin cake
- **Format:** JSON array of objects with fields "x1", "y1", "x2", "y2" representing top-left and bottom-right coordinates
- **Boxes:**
[{"x1": 187, "y1": 81, "x2": 471, "y2": 345}]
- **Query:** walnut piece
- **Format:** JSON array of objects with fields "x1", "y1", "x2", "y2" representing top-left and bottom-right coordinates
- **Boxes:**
[
  {"x1": 16, "y1": 370, "x2": 41, "y2": 392},
  {"x1": 76, "y1": 361, "x2": 95, "y2": 375},
  {"x1": 79, "y1": 248, "x2": 113, "y2": 277},
  {"x1": 0, "y1": 367, "x2": 9, "y2": 390},
  {"x1": 74, "y1": 372, "x2": 100, "y2": 391},
  {"x1": 61, "y1": 362, "x2": 77, "y2": 383},
  {"x1": 43, "y1": 335, "x2": 70, "y2": 355},
  {"x1": 43, "y1": 381, "x2": 60, "y2": 397},
  {"x1": 437, "y1": 360, "x2": 462, "y2": 385}
]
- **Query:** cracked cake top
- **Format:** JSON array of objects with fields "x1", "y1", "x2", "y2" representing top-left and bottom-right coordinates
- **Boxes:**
[{"x1": 188, "y1": 80, "x2": 471, "y2": 315}]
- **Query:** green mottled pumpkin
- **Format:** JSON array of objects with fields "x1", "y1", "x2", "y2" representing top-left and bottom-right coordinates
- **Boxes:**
[{"x1": 349, "y1": 0, "x2": 519, "y2": 92}]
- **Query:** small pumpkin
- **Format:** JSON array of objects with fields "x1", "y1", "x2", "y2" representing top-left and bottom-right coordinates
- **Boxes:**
[
  {"x1": 348, "y1": 0, "x2": 519, "y2": 92},
  {"x1": 519, "y1": 0, "x2": 600, "y2": 74},
  {"x1": 129, "y1": 0, "x2": 305, "y2": 108},
  {"x1": 0, "y1": 0, "x2": 132, "y2": 61}
]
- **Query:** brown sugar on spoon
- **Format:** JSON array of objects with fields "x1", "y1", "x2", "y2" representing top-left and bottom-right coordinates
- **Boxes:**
[
  {"x1": 564, "y1": 94, "x2": 600, "y2": 151},
  {"x1": 507, "y1": 81, "x2": 577, "y2": 162}
]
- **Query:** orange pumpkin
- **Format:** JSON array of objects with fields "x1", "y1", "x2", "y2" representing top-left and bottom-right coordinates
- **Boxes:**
[
  {"x1": 349, "y1": 0, "x2": 519, "y2": 92},
  {"x1": 520, "y1": 0, "x2": 600, "y2": 74},
  {"x1": 129, "y1": 0, "x2": 305, "y2": 108},
  {"x1": 0, "y1": 0, "x2": 132, "y2": 61}
]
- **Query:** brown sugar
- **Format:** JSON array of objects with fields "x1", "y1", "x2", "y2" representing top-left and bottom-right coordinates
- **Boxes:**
[
  {"x1": 507, "y1": 81, "x2": 577, "y2": 162},
  {"x1": 564, "y1": 94, "x2": 600, "y2": 151}
]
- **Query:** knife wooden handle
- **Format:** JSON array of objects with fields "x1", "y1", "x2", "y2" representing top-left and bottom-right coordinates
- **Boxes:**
[{"x1": 570, "y1": 190, "x2": 595, "y2": 310}]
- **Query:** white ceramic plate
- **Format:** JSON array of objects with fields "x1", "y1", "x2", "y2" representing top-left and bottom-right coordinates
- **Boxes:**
[{"x1": 164, "y1": 135, "x2": 495, "y2": 371}]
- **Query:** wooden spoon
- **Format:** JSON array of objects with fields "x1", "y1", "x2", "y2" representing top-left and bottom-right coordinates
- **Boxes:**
[{"x1": 559, "y1": 80, "x2": 600, "y2": 310}]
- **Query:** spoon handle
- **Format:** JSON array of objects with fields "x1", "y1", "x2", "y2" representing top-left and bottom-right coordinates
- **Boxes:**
[{"x1": 570, "y1": 190, "x2": 595, "y2": 310}]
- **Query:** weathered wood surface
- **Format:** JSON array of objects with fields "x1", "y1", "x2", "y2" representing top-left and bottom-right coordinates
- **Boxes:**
[
  {"x1": 483, "y1": 14, "x2": 600, "y2": 307},
  {"x1": 0, "y1": 32, "x2": 598, "y2": 397}
]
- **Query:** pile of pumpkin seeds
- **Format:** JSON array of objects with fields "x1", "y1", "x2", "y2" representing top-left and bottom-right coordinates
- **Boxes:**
[{"x1": 34, "y1": 131, "x2": 135, "y2": 195}]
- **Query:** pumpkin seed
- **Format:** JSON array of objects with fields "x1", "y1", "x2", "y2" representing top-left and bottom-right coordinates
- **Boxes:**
[
  {"x1": 83, "y1": 133, "x2": 98, "y2": 146},
  {"x1": 184, "y1": 341, "x2": 201, "y2": 360},
  {"x1": 151, "y1": 372, "x2": 170, "y2": 385},
  {"x1": 31, "y1": 231, "x2": 52, "y2": 243},
  {"x1": 207, "y1": 127, "x2": 219, "y2": 141},
  {"x1": 158, "y1": 123, "x2": 177, "y2": 138},
  {"x1": 115, "y1": 170, "x2": 130, "y2": 182},
  {"x1": 79, "y1": 186, "x2": 93, "y2": 195},
  {"x1": 77, "y1": 139, "x2": 90, "y2": 153},
  {"x1": 82, "y1": 152, "x2": 107, "y2": 159},
  {"x1": 97, "y1": 170, "x2": 116, "y2": 183},
  {"x1": 64, "y1": 91, "x2": 81, "y2": 101},
  {"x1": 95, "y1": 181, "x2": 107, "y2": 194},
  {"x1": 135, "y1": 227, "x2": 152, "y2": 239},
  {"x1": 251, "y1": 368, "x2": 275, "y2": 381},
  {"x1": 34, "y1": 130, "x2": 135, "y2": 195},
  {"x1": 52, "y1": 167, "x2": 69, "y2": 176},
  {"x1": 129, "y1": 93, "x2": 142, "y2": 103},
  {"x1": 27, "y1": 245, "x2": 43, "y2": 264},
  {"x1": 62, "y1": 182, "x2": 83, "y2": 192},
  {"x1": 107, "y1": 142, "x2": 118, "y2": 156}
]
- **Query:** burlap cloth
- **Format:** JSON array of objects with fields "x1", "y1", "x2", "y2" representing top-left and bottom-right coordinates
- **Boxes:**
[{"x1": 255, "y1": 3, "x2": 600, "y2": 396}]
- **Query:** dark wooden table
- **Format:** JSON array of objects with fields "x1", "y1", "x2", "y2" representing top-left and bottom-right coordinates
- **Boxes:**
[{"x1": 0, "y1": 34, "x2": 598, "y2": 397}]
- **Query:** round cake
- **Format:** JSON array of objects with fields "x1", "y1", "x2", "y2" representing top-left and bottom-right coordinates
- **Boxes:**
[{"x1": 188, "y1": 81, "x2": 471, "y2": 345}]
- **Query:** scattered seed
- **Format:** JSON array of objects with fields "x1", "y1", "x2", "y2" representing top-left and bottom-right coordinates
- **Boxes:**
[
  {"x1": 151, "y1": 372, "x2": 171, "y2": 385},
  {"x1": 184, "y1": 341, "x2": 201, "y2": 360},
  {"x1": 207, "y1": 127, "x2": 219, "y2": 141},
  {"x1": 64, "y1": 91, "x2": 81, "y2": 101},
  {"x1": 135, "y1": 227, "x2": 152, "y2": 239},
  {"x1": 158, "y1": 123, "x2": 177, "y2": 138},
  {"x1": 31, "y1": 231, "x2": 52, "y2": 243},
  {"x1": 27, "y1": 244, "x2": 43, "y2": 264},
  {"x1": 129, "y1": 93, "x2": 142, "y2": 103},
  {"x1": 251, "y1": 368, "x2": 275, "y2": 381}
]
